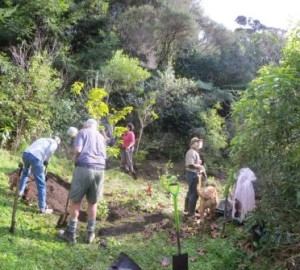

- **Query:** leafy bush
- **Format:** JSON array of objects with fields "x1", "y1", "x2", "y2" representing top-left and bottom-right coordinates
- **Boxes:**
[{"x1": 230, "y1": 28, "x2": 300, "y2": 253}]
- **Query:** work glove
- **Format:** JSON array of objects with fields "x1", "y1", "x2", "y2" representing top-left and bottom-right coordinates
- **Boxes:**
[{"x1": 43, "y1": 161, "x2": 49, "y2": 167}]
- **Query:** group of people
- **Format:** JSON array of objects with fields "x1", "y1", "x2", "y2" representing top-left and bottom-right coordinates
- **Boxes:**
[
  {"x1": 18, "y1": 115, "x2": 214, "y2": 243},
  {"x1": 17, "y1": 119, "x2": 136, "y2": 244}
]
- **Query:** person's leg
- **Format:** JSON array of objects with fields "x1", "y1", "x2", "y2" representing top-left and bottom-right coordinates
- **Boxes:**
[
  {"x1": 58, "y1": 200, "x2": 81, "y2": 244},
  {"x1": 120, "y1": 148, "x2": 129, "y2": 171},
  {"x1": 127, "y1": 147, "x2": 134, "y2": 172},
  {"x1": 59, "y1": 167, "x2": 87, "y2": 244},
  {"x1": 85, "y1": 169, "x2": 104, "y2": 244},
  {"x1": 31, "y1": 160, "x2": 47, "y2": 211},
  {"x1": 185, "y1": 171, "x2": 199, "y2": 215},
  {"x1": 69, "y1": 200, "x2": 82, "y2": 221},
  {"x1": 18, "y1": 154, "x2": 31, "y2": 195}
]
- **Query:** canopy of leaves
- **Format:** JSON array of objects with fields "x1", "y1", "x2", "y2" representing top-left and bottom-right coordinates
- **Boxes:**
[
  {"x1": 102, "y1": 50, "x2": 151, "y2": 92},
  {"x1": 230, "y1": 28, "x2": 300, "y2": 240},
  {"x1": 0, "y1": 52, "x2": 61, "y2": 148}
]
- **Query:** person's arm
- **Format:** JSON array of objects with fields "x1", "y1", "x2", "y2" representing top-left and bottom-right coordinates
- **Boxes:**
[
  {"x1": 72, "y1": 131, "x2": 83, "y2": 164},
  {"x1": 72, "y1": 146, "x2": 81, "y2": 164},
  {"x1": 187, "y1": 163, "x2": 202, "y2": 170}
]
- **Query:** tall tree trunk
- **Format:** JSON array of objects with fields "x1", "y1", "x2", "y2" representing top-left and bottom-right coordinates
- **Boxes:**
[{"x1": 135, "y1": 123, "x2": 144, "y2": 154}]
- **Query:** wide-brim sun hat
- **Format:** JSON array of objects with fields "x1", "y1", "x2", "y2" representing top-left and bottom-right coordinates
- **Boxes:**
[{"x1": 190, "y1": 137, "x2": 203, "y2": 146}]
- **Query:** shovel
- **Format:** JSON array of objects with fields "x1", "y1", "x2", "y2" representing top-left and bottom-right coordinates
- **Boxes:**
[
  {"x1": 56, "y1": 197, "x2": 69, "y2": 228},
  {"x1": 108, "y1": 252, "x2": 142, "y2": 270},
  {"x1": 9, "y1": 162, "x2": 23, "y2": 234},
  {"x1": 169, "y1": 182, "x2": 188, "y2": 270}
]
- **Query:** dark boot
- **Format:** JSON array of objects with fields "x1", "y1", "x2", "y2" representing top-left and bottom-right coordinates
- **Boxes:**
[
  {"x1": 85, "y1": 231, "x2": 95, "y2": 244},
  {"x1": 188, "y1": 201, "x2": 197, "y2": 216},
  {"x1": 58, "y1": 229, "x2": 77, "y2": 244}
]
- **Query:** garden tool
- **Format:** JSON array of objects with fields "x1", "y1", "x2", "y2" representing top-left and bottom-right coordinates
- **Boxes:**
[
  {"x1": 169, "y1": 182, "x2": 188, "y2": 270},
  {"x1": 108, "y1": 252, "x2": 142, "y2": 270},
  {"x1": 9, "y1": 162, "x2": 23, "y2": 234},
  {"x1": 56, "y1": 197, "x2": 69, "y2": 228}
]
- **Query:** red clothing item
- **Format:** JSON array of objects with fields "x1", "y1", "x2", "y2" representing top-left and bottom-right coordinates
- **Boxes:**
[{"x1": 122, "y1": 131, "x2": 135, "y2": 148}]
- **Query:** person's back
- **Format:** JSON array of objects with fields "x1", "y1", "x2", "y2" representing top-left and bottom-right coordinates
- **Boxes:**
[
  {"x1": 74, "y1": 128, "x2": 106, "y2": 168},
  {"x1": 19, "y1": 136, "x2": 60, "y2": 214},
  {"x1": 25, "y1": 138, "x2": 59, "y2": 161},
  {"x1": 58, "y1": 119, "x2": 107, "y2": 244}
]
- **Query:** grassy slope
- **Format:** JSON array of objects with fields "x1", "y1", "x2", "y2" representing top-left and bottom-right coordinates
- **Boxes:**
[{"x1": 0, "y1": 149, "x2": 264, "y2": 270}]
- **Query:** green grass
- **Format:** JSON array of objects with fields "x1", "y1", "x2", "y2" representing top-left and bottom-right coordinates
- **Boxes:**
[{"x1": 0, "y1": 148, "x2": 271, "y2": 270}]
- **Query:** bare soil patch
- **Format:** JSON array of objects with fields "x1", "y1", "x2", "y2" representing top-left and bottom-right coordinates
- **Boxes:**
[
  {"x1": 9, "y1": 171, "x2": 70, "y2": 214},
  {"x1": 8, "y1": 169, "x2": 171, "y2": 238}
]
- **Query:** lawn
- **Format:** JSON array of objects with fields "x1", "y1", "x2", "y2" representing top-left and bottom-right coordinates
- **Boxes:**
[{"x1": 0, "y1": 149, "x2": 267, "y2": 270}]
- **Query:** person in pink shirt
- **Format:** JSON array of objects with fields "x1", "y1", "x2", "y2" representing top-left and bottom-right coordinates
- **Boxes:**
[{"x1": 121, "y1": 123, "x2": 137, "y2": 179}]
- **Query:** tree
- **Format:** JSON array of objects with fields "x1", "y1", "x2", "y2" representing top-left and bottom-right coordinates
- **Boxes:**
[
  {"x1": 116, "y1": 2, "x2": 197, "y2": 69},
  {"x1": 0, "y1": 51, "x2": 61, "y2": 148},
  {"x1": 71, "y1": 82, "x2": 133, "y2": 158},
  {"x1": 230, "y1": 28, "x2": 300, "y2": 250},
  {"x1": 101, "y1": 50, "x2": 151, "y2": 97},
  {"x1": 134, "y1": 91, "x2": 159, "y2": 153}
]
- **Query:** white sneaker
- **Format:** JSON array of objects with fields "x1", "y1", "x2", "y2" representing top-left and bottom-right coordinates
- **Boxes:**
[{"x1": 40, "y1": 208, "x2": 53, "y2": 214}]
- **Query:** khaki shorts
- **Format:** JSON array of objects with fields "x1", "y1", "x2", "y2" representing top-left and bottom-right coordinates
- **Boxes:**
[{"x1": 69, "y1": 166, "x2": 104, "y2": 203}]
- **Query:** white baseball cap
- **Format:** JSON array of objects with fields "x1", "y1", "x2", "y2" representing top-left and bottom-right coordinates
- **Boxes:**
[{"x1": 67, "y1": 127, "x2": 78, "y2": 138}]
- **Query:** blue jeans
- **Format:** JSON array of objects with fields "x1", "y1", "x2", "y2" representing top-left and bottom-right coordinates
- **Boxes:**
[
  {"x1": 19, "y1": 152, "x2": 47, "y2": 210},
  {"x1": 185, "y1": 170, "x2": 199, "y2": 205}
]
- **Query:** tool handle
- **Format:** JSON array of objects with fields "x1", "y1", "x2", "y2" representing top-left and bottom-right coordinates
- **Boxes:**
[
  {"x1": 9, "y1": 163, "x2": 23, "y2": 233},
  {"x1": 64, "y1": 197, "x2": 69, "y2": 212},
  {"x1": 221, "y1": 195, "x2": 228, "y2": 236},
  {"x1": 173, "y1": 195, "x2": 181, "y2": 255}
]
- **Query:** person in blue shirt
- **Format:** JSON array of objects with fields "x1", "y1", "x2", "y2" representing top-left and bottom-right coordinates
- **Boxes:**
[
  {"x1": 18, "y1": 136, "x2": 61, "y2": 214},
  {"x1": 58, "y1": 119, "x2": 106, "y2": 244}
]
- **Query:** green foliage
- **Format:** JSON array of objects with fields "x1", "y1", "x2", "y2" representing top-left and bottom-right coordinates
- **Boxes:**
[
  {"x1": 230, "y1": 30, "x2": 300, "y2": 248},
  {"x1": 102, "y1": 50, "x2": 151, "y2": 92},
  {"x1": 200, "y1": 103, "x2": 229, "y2": 174},
  {"x1": 97, "y1": 199, "x2": 109, "y2": 220},
  {"x1": 135, "y1": 90, "x2": 159, "y2": 152},
  {"x1": 71, "y1": 81, "x2": 85, "y2": 95},
  {"x1": 200, "y1": 103, "x2": 227, "y2": 150},
  {"x1": 86, "y1": 87, "x2": 109, "y2": 118},
  {"x1": 109, "y1": 107, "x2": 134, "y2": 126},
  {"x1": 282, "y1": 26, "x2": 300, "y2": 70},
  {"x1": 0, "y1": 52, "x2": 61, "y2": 148},
  {"x1": 134, "y1": 149, "x2": 148, "y2": 166},
  {"x1": 106, "y1": 145, "x2": 120, "y2": 159},
  {"x1": 0, "y1": 148, "x2": 281, "y2": 270},
  {"x1": 116, "y1": 3, "x2": 197, "y2": 69},
  {"x1": 159, "y1": 162, "x2": 179, "y2": 192}
]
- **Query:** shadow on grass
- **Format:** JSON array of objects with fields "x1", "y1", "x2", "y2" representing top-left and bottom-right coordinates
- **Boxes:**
[{"x1": 99, "y1": 212, "x2": 171, "y2": 237}]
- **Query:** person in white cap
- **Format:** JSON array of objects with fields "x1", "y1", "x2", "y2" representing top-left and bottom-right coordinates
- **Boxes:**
[
  {"x1": 67, "y1": 127, "x2": 78, "y2": 138},
  {"x1": 18, "y1": 136, "x2": 61, "y2": 214},
  {"x1": 58, "y1": 119, "x2": 106, "y2": 244}
]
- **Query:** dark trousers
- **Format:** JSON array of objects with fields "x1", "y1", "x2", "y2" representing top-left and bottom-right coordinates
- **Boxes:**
[{"x1": 184, "y1": 170, "x2": 199, "y2": 214}]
